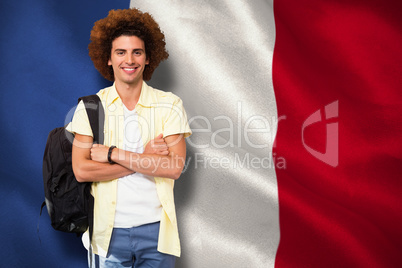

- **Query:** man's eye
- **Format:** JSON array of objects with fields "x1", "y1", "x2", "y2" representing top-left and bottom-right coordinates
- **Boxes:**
[{"x1": 117, "y1": 51, "x2": 125, "y2": 56}]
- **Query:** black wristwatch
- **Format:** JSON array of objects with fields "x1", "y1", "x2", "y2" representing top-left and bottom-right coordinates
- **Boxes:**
[{"x1": 108, "y1": 146, "x2": 116, "y2": 164}]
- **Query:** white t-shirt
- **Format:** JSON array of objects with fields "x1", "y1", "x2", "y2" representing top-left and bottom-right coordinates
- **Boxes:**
[{"x1": 113, "y1": 105, "x2": 162, "y2": 228}]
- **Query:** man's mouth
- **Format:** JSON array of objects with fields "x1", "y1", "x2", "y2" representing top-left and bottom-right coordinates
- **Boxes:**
[{"x1": 121, "y1": 66, "x2": 138, "y2": 74}]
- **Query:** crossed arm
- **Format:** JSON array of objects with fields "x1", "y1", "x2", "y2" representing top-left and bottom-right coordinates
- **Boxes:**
[{"x1": 72, "y1": 133, "x2": 186, "y2": 182}]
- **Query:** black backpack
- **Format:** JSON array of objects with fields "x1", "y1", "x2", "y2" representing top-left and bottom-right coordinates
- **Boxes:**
[{"x1": 41, "y1": 95, "x2": 104, "y2": 235}]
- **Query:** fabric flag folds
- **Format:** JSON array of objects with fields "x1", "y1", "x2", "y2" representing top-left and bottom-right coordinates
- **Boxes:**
[
  {"x1": 131, "y1": 1, "x2": 280, "y2": 267},
  {"x1": 132, "y1": 0, "x2": 402, "y2": 267},
  {"x1": 1, "y1": 0, "x2": 400, "y2": 266},
  {"x1": 273, "y1": 0, "x2": 402, "y2": 267}
]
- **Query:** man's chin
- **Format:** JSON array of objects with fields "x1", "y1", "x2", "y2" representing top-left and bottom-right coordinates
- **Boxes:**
[{"x1": 119, "y1": 76, "x2": 143, "y2": 86}]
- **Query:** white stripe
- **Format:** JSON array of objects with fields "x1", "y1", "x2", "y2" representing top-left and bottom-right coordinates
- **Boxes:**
[{"x1": 131, "y1": 1, "x2": 279, "y2": 267}]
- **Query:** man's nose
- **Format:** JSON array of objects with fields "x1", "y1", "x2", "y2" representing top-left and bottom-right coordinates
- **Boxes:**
[{"x1": 125, "y1": 54, "x2": 134, "y2": 64}]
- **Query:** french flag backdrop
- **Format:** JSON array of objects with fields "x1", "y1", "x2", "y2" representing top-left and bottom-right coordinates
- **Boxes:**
[{"x1": 1, "y1": 0, "x2": 401, "y2": 267}]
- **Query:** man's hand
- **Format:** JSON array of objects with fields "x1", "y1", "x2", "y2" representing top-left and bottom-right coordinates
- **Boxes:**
[
  {"x1": 90, "y1": 144, "x2": 109, "y2": 163},
  {"x1": 143, "y1": 133, "x2": 169, "y2": 155}
]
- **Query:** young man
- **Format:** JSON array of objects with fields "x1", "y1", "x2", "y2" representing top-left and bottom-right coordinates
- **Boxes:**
[{"x1": 67, "y1": 8, "x2": 191, "y2": 267}]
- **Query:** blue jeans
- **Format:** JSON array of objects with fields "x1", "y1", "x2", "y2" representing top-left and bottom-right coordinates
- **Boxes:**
[{"x1": 88, "y1": 222, "x2": 176, "y2": 268}]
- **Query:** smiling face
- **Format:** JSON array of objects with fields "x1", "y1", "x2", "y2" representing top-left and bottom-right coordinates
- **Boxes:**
[{"x1": 108, "y1": 35, "x2": 149, "y2": 87}]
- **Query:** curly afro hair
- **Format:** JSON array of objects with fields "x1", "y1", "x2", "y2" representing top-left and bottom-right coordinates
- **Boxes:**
[{"x1": 88, "y1": 8, "x2": 169, "y2": 81}]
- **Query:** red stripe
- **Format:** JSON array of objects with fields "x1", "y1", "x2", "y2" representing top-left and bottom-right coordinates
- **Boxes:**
[{"x1": 273, "y1": 0, "x2": 402, "y2": 267}]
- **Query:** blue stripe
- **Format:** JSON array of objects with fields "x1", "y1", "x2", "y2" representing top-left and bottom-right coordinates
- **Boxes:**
[{"x1": 0, "y1": 1, "x2": 130, "y2": 267}]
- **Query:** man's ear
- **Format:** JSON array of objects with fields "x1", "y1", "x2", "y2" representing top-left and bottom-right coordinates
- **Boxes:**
[
  {"x1": 146, "y1": 57, "x2": 149, "y2": 65},
  {"x1": 108, "y1": 58, "x2": 112, "y2": 65}
]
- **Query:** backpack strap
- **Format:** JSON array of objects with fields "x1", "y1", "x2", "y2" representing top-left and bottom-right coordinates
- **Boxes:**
[
  {"x1": 77, "y1": 95, "x2": 104, "y2": 260},
  {"x1": 78, "y1": 95, "x2": 105, "y2": 145}
]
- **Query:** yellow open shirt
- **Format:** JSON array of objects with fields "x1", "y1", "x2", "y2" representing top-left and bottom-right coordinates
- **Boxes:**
[{"x1": 66, "y1": 82, "x2": 192, "y2": 257}]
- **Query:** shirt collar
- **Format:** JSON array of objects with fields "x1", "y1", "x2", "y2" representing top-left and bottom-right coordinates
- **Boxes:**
[
  {"x1": 137, "y1": 81, "x2": 158, "y2": 108},
  {"x1": 105, "y1": 83, "x2": 121, "y2": 108},
  {"x1": 106, "y1": 81, "x2": 157, "y2": 109}
]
